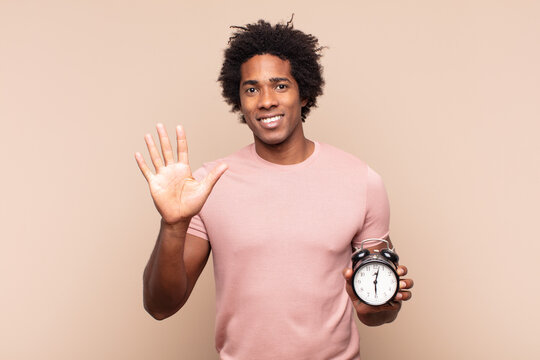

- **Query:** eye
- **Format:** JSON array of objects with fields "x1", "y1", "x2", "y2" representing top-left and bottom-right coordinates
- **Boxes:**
[
  {"x1": 245, "y1": 87, "x2": 257, "y2": 94},
  {"x1": 276, "y1": 84, "x2": 288, "y2": 91}
]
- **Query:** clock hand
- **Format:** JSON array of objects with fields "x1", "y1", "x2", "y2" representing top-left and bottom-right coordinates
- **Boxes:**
[{"x1": 373, "y1": 268, "x2": 379, "y2": 295}]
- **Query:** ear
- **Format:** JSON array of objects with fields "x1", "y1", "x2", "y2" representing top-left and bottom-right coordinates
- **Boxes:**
[{"x1": 301, "y1": 98, "x2": 308, "y2": 107}]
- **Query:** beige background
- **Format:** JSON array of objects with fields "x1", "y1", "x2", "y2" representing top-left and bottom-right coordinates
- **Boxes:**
[{"x1": 1, "y1": 0, "x2": 539, "y2": 359}]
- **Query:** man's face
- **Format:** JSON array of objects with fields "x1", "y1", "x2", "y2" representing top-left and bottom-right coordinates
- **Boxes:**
[{"x1": 239, "y1": 54, "x2": 307, "y2": 147}]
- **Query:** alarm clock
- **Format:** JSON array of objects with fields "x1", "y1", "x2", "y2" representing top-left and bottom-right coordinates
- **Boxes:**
[{"x1": 351, "y1": 238, "x2": 400, "y2": 306}]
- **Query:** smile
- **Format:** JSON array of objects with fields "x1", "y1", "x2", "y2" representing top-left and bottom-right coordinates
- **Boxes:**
[{"x1": 258, "y1": 115, "x2": 283, "y2": 124}]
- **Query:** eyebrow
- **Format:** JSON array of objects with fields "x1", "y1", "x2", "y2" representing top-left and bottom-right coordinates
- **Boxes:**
[
  {"x1": 241, "y1": 77, "x2": 292, "y2": 87},
  {"x1": 241, "y1": 80, "x2": 258, "y2": 86},
  {"x1": 269, "y1": 77, "x2": 291, "y2": 83}
]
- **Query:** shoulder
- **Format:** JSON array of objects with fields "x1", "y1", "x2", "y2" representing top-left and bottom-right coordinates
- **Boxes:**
[
  {"x1": 317, "y1": 142, "x2": 387, "y2": 190},
  {"x1": 318, "y1": 142, "x2": 366, "y2": 164},
  {"x1": 317, "y1": 142, "x2": 369, "y2": 174},
  {"x1": 366, "y1": 166, "x2": 385, "y2": 188}
]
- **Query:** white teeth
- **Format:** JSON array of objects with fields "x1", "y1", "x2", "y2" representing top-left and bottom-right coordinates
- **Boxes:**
[{"x1": 260, "y1": 115, "x2": 282, "y2": 123}]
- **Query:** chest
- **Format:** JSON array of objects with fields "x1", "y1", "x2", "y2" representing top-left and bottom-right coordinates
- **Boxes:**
[{"x1": 201, "y1": 169, "x2": 366, "y2": 261}]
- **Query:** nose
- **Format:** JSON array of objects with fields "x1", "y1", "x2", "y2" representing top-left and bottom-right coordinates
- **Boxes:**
[{"x1": 257, "y1": 88, "x2": 278, "y2": 110}]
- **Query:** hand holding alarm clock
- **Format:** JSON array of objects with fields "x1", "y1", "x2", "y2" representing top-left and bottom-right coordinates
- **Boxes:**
[
  {"x1": 352, "y1": 238, "x2": 400, "y2": 305},
  {"x1": 342, "y1": 238, "x2": 413, "y2": 326}
]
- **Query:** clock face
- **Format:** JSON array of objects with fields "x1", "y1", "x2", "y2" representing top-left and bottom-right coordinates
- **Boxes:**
[{"x1": 352, "y1": 261, "x2": 398, "y2": 306}]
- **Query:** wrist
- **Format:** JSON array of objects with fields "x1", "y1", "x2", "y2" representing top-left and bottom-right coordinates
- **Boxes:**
[{"x1": 160, "y1": 218, "x2": 191, "y2": 232}]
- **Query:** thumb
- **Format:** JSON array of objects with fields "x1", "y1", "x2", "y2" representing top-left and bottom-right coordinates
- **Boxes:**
[{"x1": 201, "y1": 163, "x2": 228, "y2": 194}]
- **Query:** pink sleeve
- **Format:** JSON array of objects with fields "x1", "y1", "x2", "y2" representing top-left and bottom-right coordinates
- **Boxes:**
[
  {"x1": 187, "y1": 214, "x2": 208, "y2": 240},
  {"x1": 353, "y1": 166, "x2": 390, "y2": 248},
  {"x1": 186, "y1": 166, "x2": 209, "y2": 241}
]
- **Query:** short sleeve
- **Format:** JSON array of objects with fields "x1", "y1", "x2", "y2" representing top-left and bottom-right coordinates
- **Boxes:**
[
  {"x1": 353, "y1": 166, "x2": 390, "y2": 247},
  {"x1": 187, "y1": 214, "x2": 208, "y2": 240},
  {"x1": 186, "y1": 166, "x2": 210, "y2": 241}
]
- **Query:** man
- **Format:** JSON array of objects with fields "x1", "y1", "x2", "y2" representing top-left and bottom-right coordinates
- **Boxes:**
[{"x1": 135, "y1": 19, "x2": 413, "y2": 360}]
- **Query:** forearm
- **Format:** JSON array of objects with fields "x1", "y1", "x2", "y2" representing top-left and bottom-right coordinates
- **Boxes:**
[{"x1": 143, "y1": 219, "x2": 190, "y2": 319}]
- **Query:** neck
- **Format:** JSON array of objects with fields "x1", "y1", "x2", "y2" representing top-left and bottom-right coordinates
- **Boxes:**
[{"x1": 254, "y1": 136, "x2": 315, "y2": 165}]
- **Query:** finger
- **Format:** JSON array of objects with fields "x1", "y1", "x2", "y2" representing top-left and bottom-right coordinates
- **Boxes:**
[
  {"x1": 395, "y1": 290, "x2": 412, "y2": 301},
  {"x1": 156, "y1": 123, "x2": 175, "y2": 166},
  {"x1": 397, "y1": 265, "x2": 408, "y2": 276},
  {"x1": 201, "y1": 163, "x2": 228, "y2": 194},
  {"x1": 342, "y1": 268, "x2": 352, "y2": 284},
  {"x1": 176, "y1": 125, "x2": 189, "y2": 165},
  {"x1": 342, "y1": 268, "x2": 360, "y2": 302},
  {"x1": 385, "y1": 300, "x2": 402, "y2": 310},
  {"x1": 134, "y1": 152, "x2": 153, "y2": 181},
  {"x1": 144, "y1": 133, "x2": 164, "y2": 171},
  {"x1": 399, "y1": 278, "x2": 414, "y2": 290}
]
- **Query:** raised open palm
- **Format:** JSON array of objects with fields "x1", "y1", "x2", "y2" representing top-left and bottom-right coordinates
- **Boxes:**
[{"x1": 135, "y1": 123, "x2": 227, "y2": 225}]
